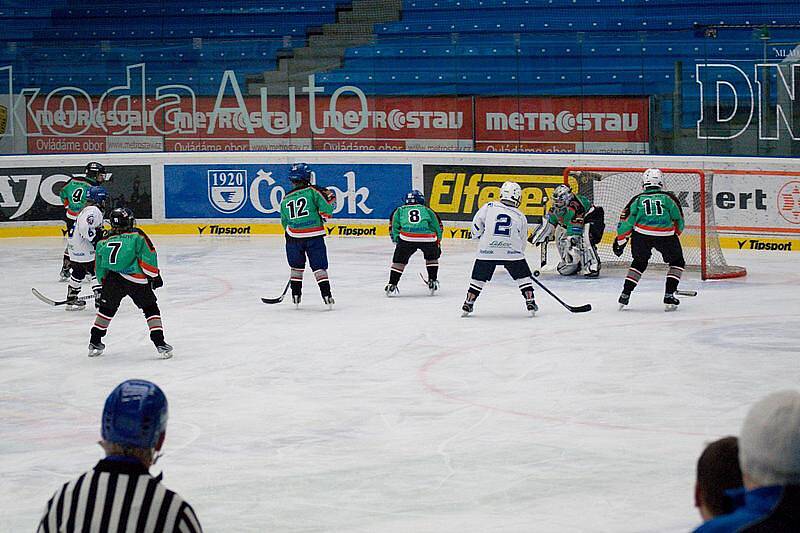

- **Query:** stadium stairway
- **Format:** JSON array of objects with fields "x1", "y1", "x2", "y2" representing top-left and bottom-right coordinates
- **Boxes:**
[{"x1": 246, "y1": 0, "x2": 402, "y2": 96}]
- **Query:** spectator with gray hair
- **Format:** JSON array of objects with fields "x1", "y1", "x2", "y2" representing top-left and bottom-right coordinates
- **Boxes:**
[{"x1": 694, "y1": 390, "x2": 800, "y2": 532}]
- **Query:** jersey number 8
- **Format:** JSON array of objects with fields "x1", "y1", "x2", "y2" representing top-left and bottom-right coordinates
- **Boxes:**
[{"x1": 408, "y1": 209, "x2": 421, "y2": 223}]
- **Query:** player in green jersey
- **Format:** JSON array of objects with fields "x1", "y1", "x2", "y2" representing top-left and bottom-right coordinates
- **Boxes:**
[
  {"x1": 613, "y1": 168, "x2": 686, "y2": 311},
  {"x1": 529, "y1": 184, "x2": 605, "y2": 277},
  {"x1": 58, "y1": 162, "x2": 110, "y2": 281},
  {"x1": 88, "y1": 207, "x2": 172, "y2": 358},
  {"x1": 279, "y1": 163, "x2": 336, "y2": 308},
  {"x1": 385, "y1": 190, "x2": 443, "y2": 296}
]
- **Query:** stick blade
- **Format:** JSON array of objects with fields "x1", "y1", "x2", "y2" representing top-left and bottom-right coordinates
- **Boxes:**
[
  {"x1": 675, "y1": 290, "x2": 697, "y2": 297},
  {"x1": 569, "y1": 304, "x2": 592, "y2": 313},
  {"x1": 31, "y1": 288, "x2": 59, "y2": 306},
  {"x1": 261, "y1": 296, "x2": 285, "y2": 304}
]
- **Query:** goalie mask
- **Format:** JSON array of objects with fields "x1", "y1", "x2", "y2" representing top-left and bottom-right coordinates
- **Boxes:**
[
  {"x1": 642, "y1": 168, "x2": 664, "y2": 190},
  {"x1": 552, "y1": 184, "x2": 573, "y2": 207},
  {"x1": 499, "y1": 181, "x2": 522, "y2": 208}
]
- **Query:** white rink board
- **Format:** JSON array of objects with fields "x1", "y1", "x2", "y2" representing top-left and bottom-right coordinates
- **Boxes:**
[
  {"x1": 1, "y1": 236, "x2": 798, "y2": 532},
  {"x1": 1, "y1": 151, "x2": 799, "y2": 239}
]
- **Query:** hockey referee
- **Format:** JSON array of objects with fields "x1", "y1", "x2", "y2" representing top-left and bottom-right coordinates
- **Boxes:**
[{"x1": 37, "y1": 379, "x2": 202, "y2": 532}]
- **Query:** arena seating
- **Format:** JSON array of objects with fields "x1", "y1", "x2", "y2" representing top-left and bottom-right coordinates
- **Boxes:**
[
  {"x1": 0, "y1": 1, "x2": 338, "y2": 93},
  {"x1": 0, "y1": 0, "x2": 798, "y2": 129}
]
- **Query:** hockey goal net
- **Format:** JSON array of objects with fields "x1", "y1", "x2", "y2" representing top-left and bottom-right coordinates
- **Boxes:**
[{"x1": 562, "y1": 167, "x2": 746, "y2": 280}]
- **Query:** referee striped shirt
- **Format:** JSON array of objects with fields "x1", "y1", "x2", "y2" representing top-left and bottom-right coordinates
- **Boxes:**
[{"x1": 38, "y1": 456, "x2": 202, "y2": 533}]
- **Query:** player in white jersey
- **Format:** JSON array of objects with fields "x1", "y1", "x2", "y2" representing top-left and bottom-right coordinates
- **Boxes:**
[
  {"x1": 461, "y1": 181, "x2": 538, "y2": 316},
  {"x1": 65, "y1": 185, "x2": 108, "y2": 310}
]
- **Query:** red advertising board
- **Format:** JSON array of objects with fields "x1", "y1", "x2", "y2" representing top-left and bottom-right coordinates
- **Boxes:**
[
  {"x1": 23, "y1": 92, "x2": 647, "y2": 154},
  {"x1": 475, "y1": 96, "x2": 649, "y2": 153}
]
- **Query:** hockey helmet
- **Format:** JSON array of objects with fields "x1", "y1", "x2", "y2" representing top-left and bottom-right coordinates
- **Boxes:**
[
  {"x1": 85, "y1": 161, "x2": 110, "y2": 183},
  {"x1": 87, "y1": 186, "x2": 109, "y2": 208},
  {"x1": 642, "y1": 168, "x2": 664, "y2": 190},
  {"x1": 552, "y1": 184, "x2": 573, "y2": 207},
  {"x1": 499, "y1": 181, "x2": 522, "y2": 208},
  {"x1": 109, "y1": 207, "x2": 135, "y2": 230},
  {"x1": 405, "y1": 189, "x2": 425, "y2": 205},
  {"x1": 288, "y1": 162, "x2": 314, "y2": 185},
  {"x1": 102, "y1": 379, "x2": 168, "y2": 450}
]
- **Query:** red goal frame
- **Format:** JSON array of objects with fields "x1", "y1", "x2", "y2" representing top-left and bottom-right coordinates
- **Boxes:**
[{"x1": 562, "y1": 166, "x2": 747, "y2": 280}]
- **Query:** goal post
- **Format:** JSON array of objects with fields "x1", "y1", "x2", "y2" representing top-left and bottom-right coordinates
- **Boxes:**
[{"x1": 562, "y1": 166, "x2": 747, "y2": 280}]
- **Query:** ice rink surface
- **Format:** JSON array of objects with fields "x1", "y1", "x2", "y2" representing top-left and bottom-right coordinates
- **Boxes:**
[{"x1": 1, "y1": 235, "x2": 798, "y2": 532}]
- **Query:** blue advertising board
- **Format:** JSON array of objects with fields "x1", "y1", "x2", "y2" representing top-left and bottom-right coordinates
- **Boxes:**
[{"x1": 164, "y1": 163, "x2": 412, "y2": 219}]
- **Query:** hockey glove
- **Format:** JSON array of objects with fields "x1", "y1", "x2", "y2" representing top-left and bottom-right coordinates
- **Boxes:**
[
  {"x1": 315, "y1": 186, "x2": 337, "y2": 206},
  {"x1": 93, "y1": 285, "x2": 103, "y2": 308},
  {"x1": 612, "y1": 238, "x2": 628, "y2": 257},
  {"x1": 149, "y1": 274, "x2": 164, "y2": 290},
  {"x1": 92, "y1": 227, "x2": 106, "y2": 247}
]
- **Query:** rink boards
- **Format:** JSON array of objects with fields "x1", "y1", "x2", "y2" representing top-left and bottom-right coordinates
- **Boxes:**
[{"x1": 0, "y1": 151, "x2": 798, "y2": 251}]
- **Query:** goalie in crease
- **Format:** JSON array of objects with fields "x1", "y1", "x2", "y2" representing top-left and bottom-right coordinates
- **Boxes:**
[{"x1": 529, "y1": 184, "x2": 605, "y2": 278}]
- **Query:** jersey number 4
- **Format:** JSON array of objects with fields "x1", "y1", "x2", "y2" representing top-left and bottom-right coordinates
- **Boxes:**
[
  {"x1": 286, "y1": 198, "x2": 310, "y2": 219},
  {"x1": 642, "y1": 198, "x2": 664, "y2": 216},
  {"x1": 493, "y1": 214, "x2": 512, "y2": 236}
]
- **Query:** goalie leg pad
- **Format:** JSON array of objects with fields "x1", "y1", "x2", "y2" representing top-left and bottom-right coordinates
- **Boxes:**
[
  {"x1": 580, "y1": 225, "x2": 601, "y2": 277},
  {"x1": 556, "y1": 235, "x2": 581, "y2": 276}
]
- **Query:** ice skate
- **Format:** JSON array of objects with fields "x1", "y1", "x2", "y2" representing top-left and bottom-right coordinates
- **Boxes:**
[
  {"x1": 156, "y1": 343, "x2": 173, "y2": 359},
  {"x1": 88, "y1": 341, "x2": 105, "y2": 357},
  {"x1": 59, "y1": 266, "x2": 70, "y2": 282},
  {"x1": 461, "y1": 300, "x2": 474, "y2": 317},
  {"x1": 292, "y1": 294, "x2": 301, "y2": 309},
  {"x1": 323, "y1": 295, "x2": 335, "y2": 310},
  {"x1": 664, "y1": 293, "x2": 680, "y2": 312},
  {"x1": 385, "y1": 283, "x2": 399, "y2": 297},
  {"x1": 618, "y1": 292, "x2": 630, "y2": 310},
  {"x1": 427, "y1": 279, "x2": 439, "y2": 296},
  {"x1": 65, "y1": 287, "x2": 86, "y2": 311},
  {"x1": 526, "y1": 297, "x2": 539, "y2": 316}
]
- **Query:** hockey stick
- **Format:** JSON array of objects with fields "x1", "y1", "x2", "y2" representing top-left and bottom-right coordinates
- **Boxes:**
[
  {"x1": 31, "y1": 287, "x2": 94, "y2": 307},
  {"x1": 261, "y1": 281, "x2": 290, "y2": 304},
  {"x1": 540, "y1": 236, "x2": 550, "y2": 268},
  {"x1": 675, "y1": 289, "x2": 697, "y2": 297},
  {"x1": 529, "y1": 272, "x2": 592, "y2": 313}
]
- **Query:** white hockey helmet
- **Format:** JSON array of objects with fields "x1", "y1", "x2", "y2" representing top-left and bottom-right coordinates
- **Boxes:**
[
  {"x1": 642, "y1": 168, "x2": 664, "y2": 190},
  {"x1": 499, "y1": 181, "x2": 522, "y2": 208},
  {"x1": 552, "y1": 184, "x2": 573, "y2": 207}
]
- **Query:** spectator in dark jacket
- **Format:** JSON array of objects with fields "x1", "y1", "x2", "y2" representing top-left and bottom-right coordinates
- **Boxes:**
[
  {"x1": 695, "y1": 436, "x2": 743, "y2": 521},
  {"x1": 694, "y1": 390, "x2": 800, "y2": 532}
]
